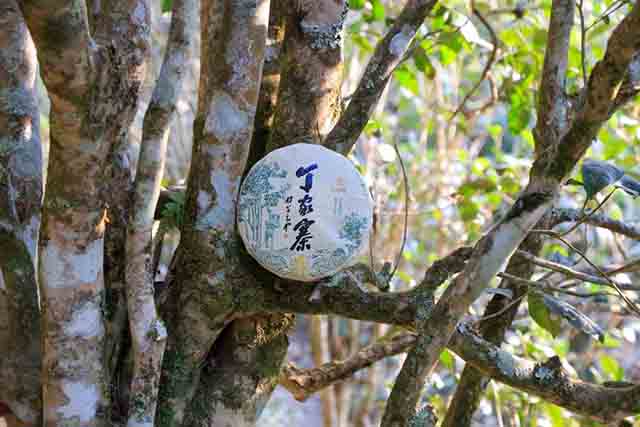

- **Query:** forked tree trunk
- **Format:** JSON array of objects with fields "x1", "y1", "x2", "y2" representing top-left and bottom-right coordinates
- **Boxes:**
[{"x1": 1, "y1": 1, "x2": 640, "y2": 427}]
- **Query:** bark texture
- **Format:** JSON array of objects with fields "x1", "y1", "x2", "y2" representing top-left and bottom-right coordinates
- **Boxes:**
[
  {"x1": 124, "y1": 1, "x2": 196, "y2": 426},
  {"x1": 155, "y1": 1, "x2": 270, "y2": 425},
  {"x1": 21, "y1": 0, "x2": 152, "y2": 424},
  {"x1": 0, "y1": 2, "x2": 42, "y2": 424}
]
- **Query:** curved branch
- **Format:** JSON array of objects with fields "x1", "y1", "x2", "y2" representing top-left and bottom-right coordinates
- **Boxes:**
[
  {"x1": 450, "y1": 324, "x2": 640, "y2": 423},
  {"x1": 323, "y1": 0, "x2": 438, "y2": 155},
  {"x1": 280, "y1": 325, "x2": 640, "y2": 423},
  {"x1": 551, "y1": 207, "x2": 640, "y2": 240},
  {"x1": 247, "y1": 246, "x2": 472, "y2": 325},
  {"x1": 280, "y1": 333, "x2": 416, "y2": 401}
]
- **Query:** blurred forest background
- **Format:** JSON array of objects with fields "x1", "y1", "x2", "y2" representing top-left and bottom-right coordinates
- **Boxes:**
[{"x1": 24, "y1": 0, "x2": 640, "y2": 426}]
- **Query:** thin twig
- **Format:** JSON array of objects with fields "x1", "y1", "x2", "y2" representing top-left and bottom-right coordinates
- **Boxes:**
[
  {"x1": 451, "y1": 3, "x2": 499, "y2": 119},
  {"x1": 585, "y1": 0, "x2": 627, "y2": 32},
  {"x1": 577, "y1": 0, "x2": 588, "y2": 87},
  {"x1": 388, "y1": 139, "x2": 409, "y2": 282},
  {"x1": 545, "y1": 234, "x2": 640, "y2": 316},
  {"x1": 474, "y1": 294, "x2": 527, "y2": 323},
  {"x1": 558, "y1": 188, "x2": 618, "y2": 237}
]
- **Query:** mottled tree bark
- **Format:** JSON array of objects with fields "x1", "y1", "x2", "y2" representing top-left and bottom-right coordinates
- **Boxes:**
[
  {"x1": 125, "y1": 1, "x2": 196, "y2": 426},
  {"x1": 155, "y1": 1, "x2": 270, "y2": 425},
  {"x1": 441, "y1": 228, "x2": 546, "y2": 427},
  {"x1": 0, "y1": 3, "x2": 42, "y2": 425},
  {"x1": 441, "y1": 2, "x2": 576, "y2": 423},
  {"x1": 20, "y1": 0, "x2": 151, "y2": 424},
  {"x1": 268, "y1": 0, "x2": 346, "y2": 150}
]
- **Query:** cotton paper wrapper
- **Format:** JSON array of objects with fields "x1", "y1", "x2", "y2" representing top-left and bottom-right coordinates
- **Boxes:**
[{"x1": 238, "y1": 143, "x2": 373, "y2": 282}]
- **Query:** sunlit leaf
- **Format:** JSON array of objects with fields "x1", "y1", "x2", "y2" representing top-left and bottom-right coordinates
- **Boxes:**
[
  {"x1": 439, "y1": 349, "x2": 454, "y2": 370},
  {"x1": 600, "y1": 355, "x2": 624, "y2": 381},
  {"x1": 528, "y1": 292, "x2": 562, "y2": 337},
  {"x1": 161, "y1": 0, "x2": 172, "y2": 13}
]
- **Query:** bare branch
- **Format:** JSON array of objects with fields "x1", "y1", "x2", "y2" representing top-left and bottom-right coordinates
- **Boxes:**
[
  {"x1": 246, "y1": 247, "x2": 472, "y2": 325},
  {"x1": 124, "y1": 1, "x2": 196, "y2": 425},
  {"x1": 551, "y1": 207, "x2": 640, "y2": 240},
  {"x1": 280, "y1": 333, "x2": 417, "y2": 401},
  {"x1": 442, "y1": 222, "x2": 547, "y2": 427},
  {"x1": 533, "y1": 0, "x2": 574, "y2": 150},
  {"x1": 381, "y1": 190, "x2": 554, "y2": 426},
  {"x1": 450, "y1": 324, "x2": 640, "y2": 423},
  {"x1": 323, "y1": 0, "x2": 438, "y2": 155},
  {"x1": 515, "y1": 250, "x2": 640, "y2": 291},
  {"x1": 581, "y1": 2, "x2": 640, "y2": 123},
  {"x1": 280, "y1": 325, "x2": 640, "y2": 423}
]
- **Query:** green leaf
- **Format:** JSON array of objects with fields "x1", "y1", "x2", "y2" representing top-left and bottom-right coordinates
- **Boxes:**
[
  {"x1": 439, "y1": 349, "x2": 454, "y2": 370},
  {"x1": 413, "y1": 48, "x2": 436, "y2": 79},
  {"x1": 600, "y1": 355, "x2": 624, "y2": 381},
  {"x1": 528, "y1": 293, "x2": 562, "y2": 337},
  {"x1": 394, "y1": 65, "x2": 419, "y2": 95},
  {"x1": 161, "y1": 0, "x2": 172, "y2": 13},
  {"x1": 348, "y1": 0, "x2": 366, "y2": 9},
  {"x1": 544, "y1": 404, "x2": 565, "y2": 427},
  {"x1": 581, "y1": 159, "x2": 624, "y2": 200},
  {"x1": 370, "y1": 0, "x2": 385, "y2": 21}
]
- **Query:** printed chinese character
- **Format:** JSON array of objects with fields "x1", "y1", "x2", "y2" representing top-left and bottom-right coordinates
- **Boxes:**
[
  {"x1": 290, "y1": 218, "x2": 315, "y2": 251},
  {"x1": 283, "y1": 196, "x2": 293, "y2": 231},
  {"x1": 296, "y1": 163, "x2": 318, "y2": 193},
  {"x1": 297, "y1": 194, "x2": 313, "y2": 216}
]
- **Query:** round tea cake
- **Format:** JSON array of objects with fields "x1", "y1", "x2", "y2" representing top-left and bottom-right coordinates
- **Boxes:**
[{"x1": 238, "y1": 143, "x2": 373, "y2": 282}]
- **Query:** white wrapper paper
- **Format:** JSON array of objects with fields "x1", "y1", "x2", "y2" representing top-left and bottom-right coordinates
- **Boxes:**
[{"x1": 238, "y1": 144, "x2": 373, "y2": 282}]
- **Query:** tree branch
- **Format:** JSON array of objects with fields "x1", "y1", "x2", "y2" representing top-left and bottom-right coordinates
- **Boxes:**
[
  {"x1": 124, "y1": 1, "x2": 196, "y2": 425},
  {"x1": 0, "y1": 2, "x2": 44, "y2": 425},
  {"x1": 280, "y1": 333, "x2": 416, "y2": 401},
  {"x1": 280, "y1": 324, "x2": 640, "y2": 423},
  {"x1": 582, "y1": 2, "x2": 640, "y2": 123},
  {"x1": 450, "y1": 323, "x2": 640, "y2": 423},
  {"x1": 515, "y1": 250, "x2": 640, "y2": 291},
  {"x1": 156, "y1": 1, "x2": 271, "y2": 425},
  {"x1": 442, "y1": 220, "x2": 547, "y2": 427},
  {"x1": 533, "y1": 0, "x2": 574, "y2": 150},
  {"x1": 323, "y1": 0, "x2": 438, "y2": 155},
  {"x1": 550, "y1": 207, "x2": 640, "y2": 240},
  {"x1": 246, "y1": 247, "x2": 472, "y2": 325},
  {"x1": 611, "y1": 53, "x2": 640, "y2": 114},
  {"x1": 268, "y1": 0, "x2": 346, "y2": 150}
]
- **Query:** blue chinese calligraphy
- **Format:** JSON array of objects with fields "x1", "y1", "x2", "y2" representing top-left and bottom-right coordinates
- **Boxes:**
[
  {"x1": 291, "y1": 163, "x2": 319, "y2": 252},
  {"x1": 297, "y1": 194, "x2": 313, "y2": 215},
  {"x1": 290, "y1": 218, "x2": 315, "y2": 251},
  {"x1": 296, "y1": 163, "x2": 318, "y2": 192}
]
